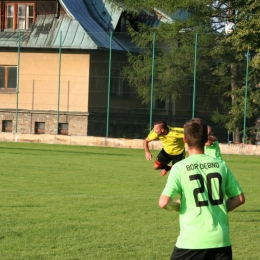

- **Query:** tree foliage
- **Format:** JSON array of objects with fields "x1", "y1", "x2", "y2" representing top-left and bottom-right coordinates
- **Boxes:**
[{"x1": 110, "y1": 0, "x2": 260, "y2": 142}]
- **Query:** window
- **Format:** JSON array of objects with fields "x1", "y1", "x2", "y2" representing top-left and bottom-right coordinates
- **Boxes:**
[
  {"x1": 58, "y1": 123, "x2": 68, "y2": 135},
  {"x1": 6, "y1": 5, "x2": 14, "y2": 29},
  {"x1": 122, "y1": 79, "x2": 130, "y2": 96},
  {"x1": 35, "y1": 122, "x2": 45, "y2": 134},
  {"x1": 115, "y1": 12, "x2": 138, "y2": 32},
  {"x1": 110, "y1": 69, "x2": 129, "y2": 96},
  {"x1": 5, "y1": 3, "x2": 35, "y2": 30},
  {"x1": 2, "y1": 120, "x2": 13, "y2": 132},
  {"x1": 154, "y1": 99, "x2": 167, "y2": 110},
  {"x1": 111, "y1": 69, "x2": 120, "y2": 96},
  {"x1": 0, "y1": 66, "x2": 17, "y2": 90},
  {"x1": 118, "y1": 15, "x2": 130, "y2": 32}
]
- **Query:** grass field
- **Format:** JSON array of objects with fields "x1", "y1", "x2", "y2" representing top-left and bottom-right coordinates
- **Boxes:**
[{"x1": 0, "y1": 142, "x2": 259, "y2": 260}]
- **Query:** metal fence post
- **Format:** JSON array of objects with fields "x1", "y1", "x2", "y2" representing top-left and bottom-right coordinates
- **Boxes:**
[
  {"x1": 57, "y1": 31, "x2": 62, "y2": 135},
  {"x1": 106, "y1": 31, "x2": 112, "y2": 137},
  {"x1": 15, "y1": 31, "x2": 21, "y2": 133},
  {"x1": 192, "y1": 32, "x2": 198, "y2": 119},
  {"x1": 149, "y1": 32, "x2": 156, "y2": 131},
  {"x1": 243, "y1": 46, "x2": 250, "y2": 143}
]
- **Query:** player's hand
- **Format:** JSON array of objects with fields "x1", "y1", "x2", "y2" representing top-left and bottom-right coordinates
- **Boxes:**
[
  {"x1": 145, "y1": 152, "x2": 152, "y2": 161},
  {"x1": 174, "y1": 199, "x2": 181, "y2": 212},
  {"x1": 205, "y1": 136, "x2": 215, "y2": 146}
]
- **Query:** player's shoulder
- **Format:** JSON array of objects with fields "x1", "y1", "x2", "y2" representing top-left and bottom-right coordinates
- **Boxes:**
[
  {"x1": 147, "y1": 129, "x2": 158, "y2": 139},
  {"x1": 172, "y1": 155, "x2": 193, "y2": 169},
  {"x1": 183, "y1": 154, "x2": 223, "y2": 166},
  {"x1": 168, "y1": 126, "x2": 184, "y2": 132}
]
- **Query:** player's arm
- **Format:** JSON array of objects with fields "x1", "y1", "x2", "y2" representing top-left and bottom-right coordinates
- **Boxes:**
[
  {"x1": 143, "y1": 137, "x2": 152, "y2": 161},
  {"x1": 226, "y1": 192, "x2": 245, "y2": 212},
  {"x1": 205, "y1": 135, "x2": 217, "y2": 146},
  {"x1": 159, "y1": 195, "x2": 180, "y2": 211}
]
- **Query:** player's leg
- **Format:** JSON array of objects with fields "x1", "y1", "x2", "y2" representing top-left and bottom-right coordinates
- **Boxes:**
[
  {"x1": 153, "y1": 149, "x2": 171, "y2": 176},
  {"x1": 170, "y1": 246, "x2": 232, "y2": 260},
  {"x1": 170, "y1": 247, "x2": 207, "y2": 260},
  {"x1": 206, "y1": 246, "x2": 232, "y2": 260},
  {"x1": 170, "y1": 150, "x2": 185, "y2": 166}
]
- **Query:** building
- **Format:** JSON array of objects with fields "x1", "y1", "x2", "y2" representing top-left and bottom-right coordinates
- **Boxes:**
[{"x1": 0, "y1": 0, "x2": 206, "y2": 139}]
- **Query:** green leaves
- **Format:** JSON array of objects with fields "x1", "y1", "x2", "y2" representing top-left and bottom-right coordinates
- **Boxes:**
[{"x1": 110, "y1": 0, "x2": 260, "y2": 141}]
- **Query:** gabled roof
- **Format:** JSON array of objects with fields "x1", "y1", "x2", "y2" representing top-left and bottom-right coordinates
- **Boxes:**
[
  {"x1": 59, "y1": 0, "x2": 124, "y2": 50},
  {"x1": 27, "y1": 14, "x2": 97, "y2": 49},
  {"x1": 0, "y1": 0, "x2": 138, "y2": 51},
  {"x1": 0, "y1": 14, "x2": 97, "y2": 49},
  {"x1": 0, "y1": 31, "x2": 30, "y2": 47},
  {"x1": 138, "y1": 8, "x2": 189, "y2": 27},
  {"x1": 2, "y1": 0, "x2": 181, "y2": 52}
]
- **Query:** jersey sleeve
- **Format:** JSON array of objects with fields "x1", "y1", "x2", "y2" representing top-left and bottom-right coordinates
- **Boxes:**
[
  {"x1": 147, "y1": 129, "x2": 159, "y2": 141},
  {"x1": 213, "y1": 141, "x2": 223, "y2": 160},
  {"x1": 161, "y1": 165, "x2": 181, "y2": 198},
  {"x1": 224, "y1": 164, "x2": 243, "y2": 198}
]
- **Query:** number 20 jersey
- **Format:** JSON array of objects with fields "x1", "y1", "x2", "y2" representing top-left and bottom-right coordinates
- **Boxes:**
[{"x1": 162, "y1": 154, "x2": 243, "y2": 249}]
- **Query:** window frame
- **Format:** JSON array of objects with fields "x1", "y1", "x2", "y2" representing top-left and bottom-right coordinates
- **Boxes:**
[
  {"x1": 4, "y1": 2, "x2": 36, "y2": 31},
  {"x1": 110, "y1": 69, "x2": 121, "y2": 96},
  {"x1": 2, "y1": 120, "x2": 13, "y2": 133},
  {"x1": 58, "y1": 123, "x2": 68, "y2": 135},
  {"x1": 121, "y1": 78, "x2": 131, "y2": 97},
  {"x1": 153, "y1": 99, "x2": 168, "y2": 110},
  {"x1": 115, "y1": 12, "x2": 138, "y2": 32},
  {"x1": 0, "y1": 65, "x2": 17, "y2": 92},
  {"x1": 35, "y1": 122, "x2": 45, "y2": 134},
  {"x1": 110, "y1": 69, "x2": 130, "y2": 97}
]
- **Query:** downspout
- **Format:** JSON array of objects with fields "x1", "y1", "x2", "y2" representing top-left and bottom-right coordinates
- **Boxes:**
[
  {"x1": 1, "y1": 1, "x2": 4, "y2": 31},
  {"x1": 55, "y1": 0, "x2": 60, "y2": 19}
]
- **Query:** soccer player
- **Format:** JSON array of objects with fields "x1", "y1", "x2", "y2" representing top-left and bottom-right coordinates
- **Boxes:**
[
  {"x1": 204, "y1": 125, "x2": 223, "y2": 160},
  {"x1": 143, "y1": 120, "x2": 185, "y2": 176},
  {"x1": 159, "y1": 118, "x2": 245, "y2": 260}
]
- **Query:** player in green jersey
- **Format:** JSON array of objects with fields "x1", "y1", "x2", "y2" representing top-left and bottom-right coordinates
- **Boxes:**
[
  {"x1": 143, "y1": 120, "x2": 185, "y2": 176},
  {"x1": 159, "y1": 118, "x2": 245, "y2": 260},
  {"x1": 204, "y1": 125, "x2": 223, "y2": 160}
]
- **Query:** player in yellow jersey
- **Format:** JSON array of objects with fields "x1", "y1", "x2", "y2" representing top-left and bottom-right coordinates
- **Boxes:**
[{"x1": 143, "y1": 120, "x2": 185, "y2": 176}]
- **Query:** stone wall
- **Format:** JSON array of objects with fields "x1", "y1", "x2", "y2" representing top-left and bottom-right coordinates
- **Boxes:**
[
  {"x1": 0, "y1": 132, "x2": 259, "y2": 156},
  {"x1": 0, "y1": 111, "x2": 88, "y2": 136}
]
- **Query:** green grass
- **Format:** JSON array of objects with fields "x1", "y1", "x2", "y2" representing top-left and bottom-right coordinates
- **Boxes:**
[{"x1": 0, "y1": 142, "x2": 259, "y2": 260}]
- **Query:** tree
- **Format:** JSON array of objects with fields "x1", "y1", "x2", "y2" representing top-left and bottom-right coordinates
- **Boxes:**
[
  {"x1": 211, "y1": 0, "x2": 260, "y2": 142},
  {"x1": 110, "y1": 0, "x2": 260, "y2": 142}
]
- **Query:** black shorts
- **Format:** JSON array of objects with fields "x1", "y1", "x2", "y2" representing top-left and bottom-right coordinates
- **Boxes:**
[
  {"x1": 156, "y1": 149, "x2": 185, "y2": 166},
  {"x1": 170, "y1": 246, "x2": 232, "y2": 260}
]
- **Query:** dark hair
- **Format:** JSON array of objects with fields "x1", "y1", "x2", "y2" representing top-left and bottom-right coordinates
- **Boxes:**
[
  {"x1": 154, "y1": 119, "x2": 167, "y2": 129},
  {"x1": 184, "y1": 118, "x2": 208, "y2": 149},
  {"x1": 207, "y1": 125, "x2": 213, "y2": 136}
]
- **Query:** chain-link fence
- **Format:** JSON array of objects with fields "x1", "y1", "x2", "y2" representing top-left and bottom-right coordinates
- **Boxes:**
[{"x1": 0, "y1": 31, "x2": 254, "y2": 143}]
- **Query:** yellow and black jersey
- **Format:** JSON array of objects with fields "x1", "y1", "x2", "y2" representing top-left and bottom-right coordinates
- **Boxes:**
[{"x1": 148, "y1": 126, "x2": 184, "y2": 155}]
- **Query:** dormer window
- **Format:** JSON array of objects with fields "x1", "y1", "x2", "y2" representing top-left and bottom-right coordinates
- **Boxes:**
[
  {"x1": 5, "y1": 3, "x2": 36, "y2": 30},
  {"x1": 115, "y1": 12, "x2": 138, "y2": 33}
]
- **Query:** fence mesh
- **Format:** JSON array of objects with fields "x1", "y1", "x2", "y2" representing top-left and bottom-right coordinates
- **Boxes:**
[{"x1": 1, "y1": 31, "x2": 258, "y2": 143}]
